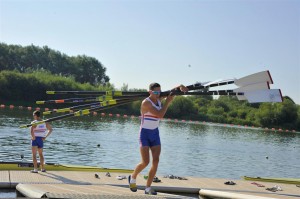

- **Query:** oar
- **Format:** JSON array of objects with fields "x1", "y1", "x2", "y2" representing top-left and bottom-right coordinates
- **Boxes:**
[
  {"x1": 43, "y1": 98, "x2": 144, "y2": 115},
  {"x1": 37, "y1": 94, "x2": 149, "y2": 105},
  {"x1": 167, "y1": 89, "x2": 282, "y2": 103},
  {"x1": 43, "y1": 101, "x2": 112, "y2": 115},
  {"x1": 20, "y1": 98, "x2": 142, "y2": 128},
  {"x1": 46, "y1": 90, "x2": 148, "y2": 96},
  {"x1": 36, "y1": 95, "x2": 113, "y2": 105}
]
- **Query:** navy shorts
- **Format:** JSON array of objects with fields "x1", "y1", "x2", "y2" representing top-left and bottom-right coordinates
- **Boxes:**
[
  {"x1": 139, "y1": 128, "x2": 161, "y2": 147},
  {"x1": 31, "y1": 137, "x2": 44, "y2": 148}
]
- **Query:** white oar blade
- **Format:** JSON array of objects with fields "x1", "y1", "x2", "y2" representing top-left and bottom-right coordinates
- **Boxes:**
[
  {"x1": 235, "y1": 82, "x2": 270, "y2": 101},
  {"x1": 244, "y1": 89, "x2": 283, "y2": 103},
  {"x1": 235, "y1": 70, "x2": 273, "y2": 87},
  {"x1": 234, "y1": 82, "x2": 270, "y2": 92},
  {"x1": 203, "y1": 71, "x2": 272, "y2": 88},
  {"x1": 237, "y1": 95, "x2": 247, "y2": 101}
]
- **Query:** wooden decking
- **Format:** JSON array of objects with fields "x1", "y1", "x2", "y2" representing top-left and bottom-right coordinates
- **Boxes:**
[{"x1": 0, "y1": 171, "x2": 299, "y2": 198}]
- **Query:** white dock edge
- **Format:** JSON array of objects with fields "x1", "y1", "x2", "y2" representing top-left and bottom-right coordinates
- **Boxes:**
[
  {"x1": 108, "y1": 184, "x2": 200, "y2": 194},
  {"x1": 0, "y1": 171, "x2": 10, "y2": 188},
  {"x1": 199, "y1": 189, "x2": 279, "y2": 199},
  {"x1": 16, "y1": 184, "x2": 47, "y2": 198},
  {"x1": 16, "y1": 183, "x2": 188, "y2": 199}
]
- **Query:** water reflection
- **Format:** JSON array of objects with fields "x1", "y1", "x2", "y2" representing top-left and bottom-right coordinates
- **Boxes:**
[{"x1": 0, "y1": 108, "x2": 299, "y2": 179}]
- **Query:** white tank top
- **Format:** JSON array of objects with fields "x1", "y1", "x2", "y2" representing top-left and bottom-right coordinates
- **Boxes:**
[
  {"x1": 140, "y1": 97, "x2": 162, "y2": 130},
  {"x1": 31, "y1": 121, "x2": 47, "y2": 137}
]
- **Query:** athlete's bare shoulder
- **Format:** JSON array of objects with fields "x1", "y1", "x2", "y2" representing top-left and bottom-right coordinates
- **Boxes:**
[{"x1": 141, "y1": 98, "x2": 152, "y2": 113}]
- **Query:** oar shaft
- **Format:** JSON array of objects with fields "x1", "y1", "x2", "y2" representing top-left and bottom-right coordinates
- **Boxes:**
[
  {"x1": 44, "y1": 98, "x2": 144, "y2": 115},
  {"x1": 37, "y1": 95, "x2": 113, "y2": 104},
  {"x1": 43, "y1": 101, "x2": 109, "y2": 115},
  {"x1": 160, "y1": 90, "x2": 242, "y2": 96},
  {"x1": 20, "y1": 98, "x2": 143, "y2": 128},
  {"x1": 184, "y1": 81, "x2": 235, "y2": 91},
  {"x1": 46, "y1": 90, "x2": 148, "y2": 96}
]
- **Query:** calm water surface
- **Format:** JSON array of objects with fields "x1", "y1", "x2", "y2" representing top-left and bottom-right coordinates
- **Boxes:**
[{"x1": 1, "y1": 108, "x2": 299, "y2": 179}]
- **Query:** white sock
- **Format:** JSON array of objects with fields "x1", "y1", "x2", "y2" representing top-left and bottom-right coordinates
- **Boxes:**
[
  {"x1": 130, "y1": 177, "x2": 136, "y2": 184},
  {"x1": 145, "y1": 187, "x2": 151, "y2": 192}
]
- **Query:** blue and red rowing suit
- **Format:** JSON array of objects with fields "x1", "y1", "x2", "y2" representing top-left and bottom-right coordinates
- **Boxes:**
[{"x1": 139, "y1": 97, "x2": 162, "y2": 147}]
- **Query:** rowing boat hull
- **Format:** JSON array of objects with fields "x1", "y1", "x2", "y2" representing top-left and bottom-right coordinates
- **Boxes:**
[
  {"x1": 243, "y1": 176, "x2": 300, "y2": 185},
  {"x1": 0, "y1": 161, "x2": 133, "y2": 173}
]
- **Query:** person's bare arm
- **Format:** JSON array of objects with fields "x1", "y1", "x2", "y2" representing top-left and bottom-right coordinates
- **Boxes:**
[
  {"x1": 43, "y1": 123, "x2": 53, "y2": 140},
  {"x1": 30, "y1": 126, "x2": 35, "y2": 140},
  {"x1": 141, "y1": 95, "x2": 174, "y2": 118}
]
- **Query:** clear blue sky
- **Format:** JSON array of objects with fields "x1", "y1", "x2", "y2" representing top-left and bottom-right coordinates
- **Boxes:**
[{"x1": 1, "y1": 0, "x2": 299, "y2": 104}]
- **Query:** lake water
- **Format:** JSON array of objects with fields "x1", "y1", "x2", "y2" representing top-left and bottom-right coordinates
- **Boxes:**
[{"x1": 1, "y1": 107, "x2": 300, "y2": 180}]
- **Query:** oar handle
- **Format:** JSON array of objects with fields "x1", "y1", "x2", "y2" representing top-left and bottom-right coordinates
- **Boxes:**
[{"x1": 169, "y1": 81, "x2": 235, "y2": 92}]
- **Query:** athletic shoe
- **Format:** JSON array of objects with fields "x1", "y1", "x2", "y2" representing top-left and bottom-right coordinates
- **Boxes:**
[
  {"x1": 128, "y1": 175, "x2": 137, "y2": 192},
  {"x1": 145, "y1": 187, "x2": 157, "y2": 195},
  {"x1": 30, "y1": 169, "x2": 38, "y2": 173},
  {"x1": 41, "y1": 169, "x2": 46, "y2": 172}
]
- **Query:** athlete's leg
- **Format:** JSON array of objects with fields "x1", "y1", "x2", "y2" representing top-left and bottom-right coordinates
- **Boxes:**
[
  {"x1": 132, "y1": 146, "x2": 150, "y2": 179},
  {"x1": 38, "y1": 148, "x2": 44, "y2": 170},
  {"x1": 146, "y1": 145, "x2": 161, "y2": 187},
  {"x1": 31, "y1": 146, "x2": 38, "y2": 170}
]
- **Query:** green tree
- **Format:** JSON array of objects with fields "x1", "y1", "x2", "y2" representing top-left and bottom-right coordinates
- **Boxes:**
[
  {"x1": 0, "y1": 43, "x2": 110, "y2": 86},
  {"x1": 167, "y1": 96, "x2": 197, "y2": 119}
]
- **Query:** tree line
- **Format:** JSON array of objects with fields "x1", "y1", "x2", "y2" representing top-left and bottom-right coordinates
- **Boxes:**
[
  {"x1": 0, "y1": 43, "x2": 299, "y2": 131},
  {"x1": 0, "y1": 43, "x2": 109, "y2": 85}
]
